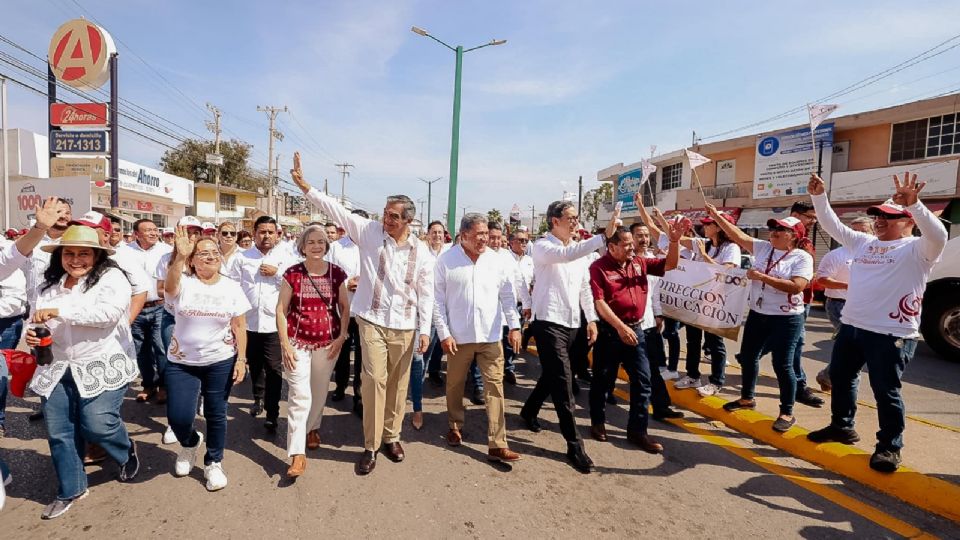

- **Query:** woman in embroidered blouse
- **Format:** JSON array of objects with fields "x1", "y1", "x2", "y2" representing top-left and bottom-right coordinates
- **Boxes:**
[
  {"x1": 277, "y1": 225, "x2": 349, "y2": 478},
  {"x1": 24, "y1": 225, "x2": 140, "y2": 520},
  {"x1": 164, "y1": 227, "x2": 250, "y2": 492}
]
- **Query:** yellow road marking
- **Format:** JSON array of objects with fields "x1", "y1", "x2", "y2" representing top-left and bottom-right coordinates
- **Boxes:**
[{"x1": 610, "y1": 388, "x2": 938, "y2": 539}]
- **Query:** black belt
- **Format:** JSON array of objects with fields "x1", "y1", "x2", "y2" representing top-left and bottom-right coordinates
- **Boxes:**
[{"x1": 143, "y1": 300, "x2": 164, "y2": 308}]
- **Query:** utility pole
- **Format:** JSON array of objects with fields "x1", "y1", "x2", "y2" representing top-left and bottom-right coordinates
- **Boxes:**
[
  {"x1": 417, "y1": 198, "x2": 426, "y2": 221},
  {"x1": 275, "y1": 154, "x2": 281, "y2": 221},
  {"x1": 335, "y1": 162, "x2": 354, "y2": 204},
  {"x1": 418, "y1": 176, "x2": 443, "y2": 225},
  {"x1": 257, "y1": 105, "x2": 287, "y2": 220},
  {"x1": 577, "y1": 175, "x2": 583, "y2": 216},
  {"x1": 323, "y1": 178, "x2": 329, "y2": 195},
  {"x1": 1, "y1": 77, "x2": 8, "y2": 230},
  {"x1": 529, "y1": 205, "x2": 535, "y2": 232},
  {"x1": 206, "y1": 103, "x2": 222, "y2": 222}
]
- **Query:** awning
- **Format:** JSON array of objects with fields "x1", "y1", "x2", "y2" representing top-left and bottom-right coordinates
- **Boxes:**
[
  {"x1": 663, "y1": 207, "x2": 742, "y2": 225},
  {"x1": 735, "y1": 207, "x2": 792, "y2": 229}
]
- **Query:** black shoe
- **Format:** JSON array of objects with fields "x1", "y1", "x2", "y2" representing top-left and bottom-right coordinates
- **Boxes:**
[
  {"x1": 605, "y1": 393, "x2": 617, "y2": 405},
  {"x1": 250, "y1": 399, "x2": 264, "y2": 417},
  {"x1": 265, "y1": 417, "x2": 278, "y2": 432},
  {"x1": 577, "y1": 372, "x2": 593, "y2": 384},
  {"x1": 796, "y1": 387, "x2": 825, "y2": 408},
  {"x1": 652, "y1": 408, "x2": 684, "y2": 421},
  {"x1": 117, "y1": 439, "x2": 139, "y2": 482},
  {"x1": 331, "y1": 389, "x2": 346, "y2": 402},
  {"x1": 357, "y1": 450, "x2": 377, "y2": 475},
  {"x1": 566, "y1": 443, "x2": 594, "y2": 473},
  {"x1": 29, "y1": 410, "x2": 44, "y2": 422},
  {"x1": 572, "y1": 380, "x2": 580, "y2": 396},
  {"x1": 470, "y1": 387, "x2": 486, "y2": 405},
  {"x1": 519, "y1": 411, "x2": 541, "y2": 433},
  {"x1": 869, "y1": 448, "x2": 901, "y2": 473},
  {"x1": 504, "y1": 371, "x2": 517, "y2": 385},
  {"x1": 352, "y1": 400, "x2": 363, "y2": 417},
  {"x1": 806, "y1": 424, "x2": 860, "y2": 444},
  {"x1": 772, "y1": 416, "x2": 796, "y2": 433}
]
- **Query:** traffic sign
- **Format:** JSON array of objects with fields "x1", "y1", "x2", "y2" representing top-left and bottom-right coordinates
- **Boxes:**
[
  {"x1": 50, "y1": 103, "x2": 108, "y2": 126},
  {"x1": 205, "y1": 153, "x2": 224, "y2": 166},
  {"x1": 50, "y1": 130, "x2": 108, "y2": 154}
]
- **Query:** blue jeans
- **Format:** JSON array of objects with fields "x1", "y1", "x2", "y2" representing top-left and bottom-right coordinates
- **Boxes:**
[
  {"x1": 468, "y1": 360, "x2": 483, "y2": 391},
  {"x1": 42, "y1": 371, "x2": 131, "y2": 500},
  {"x1": 0, "y1": 316, "x2": 24, "y2": 428},
  {"x1": 131, "y1": 305, "x2": 166, "y2": 389},
  {"x1": 643, "y1": 327, "x2": 673, "y2": 413},
  {"x1": 160, "y1": 309, "x2": 176, "y2": 357},
  {"x1": 590, "y1": 323, "x2": 652, "y2": 434},
  {"x1": 661, "y1": 318, "x2": 682, "y2": 371},
  {"x1": 829, "y1": 325, "x2": 916, "y2": 451},
  {"x1": 426, "y1": 329, "x2": 443, "y2": 375},
  {"x1": 409, "y1": 350, "x2": 425, "y2": 412},
  {"x1": 165, "y1": 357, "x2": 236, "y2": 465},
  {"x1": 824, "y1": 298, "x2": 845, "y2": 331},
  {"x1": 501, "y1": 325, "x2": 517, "y2": 374},
  {"x1": 737, "y1": 310, "x2": 804, "y2": 416},
  {"x1": 685, "y1": 325, "x2": 727, "y2": 386},
  {"x1": 792, "y1": 305, "x2": 811, "y2": 390}
]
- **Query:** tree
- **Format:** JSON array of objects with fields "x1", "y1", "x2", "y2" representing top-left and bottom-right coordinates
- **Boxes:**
[
  {"x1": 536, "y1": 214, "x2": 549, "y2": 235},
  {"x1": 487, "y1": 208, "x2": 503, "y2": 225},
  {"x1": 581, "y1": 183, "x2": 614, "y2": 228},
  {"x1": 160, "y1": 138, "x2": 265, "y2": 192}
]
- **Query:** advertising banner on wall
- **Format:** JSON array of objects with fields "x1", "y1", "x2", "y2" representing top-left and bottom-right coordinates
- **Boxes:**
[
  {"x1": 753, "y1": 123, "x2": 834, "y2": 199},
  {"x1": 8, "y1": 176, "x2": 92, "y2": 229}
]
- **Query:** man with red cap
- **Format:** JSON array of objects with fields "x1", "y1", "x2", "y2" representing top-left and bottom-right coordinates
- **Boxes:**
[{"x1": 806, "y1": 172, "x2": 947, "y2": 473}]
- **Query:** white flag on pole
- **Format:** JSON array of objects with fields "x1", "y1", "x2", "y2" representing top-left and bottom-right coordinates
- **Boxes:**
[
  {"x1": 684, "y1": 149, "x2": 711, "y2": 170},
  {"x1": 808, "y1": 103, "x2": 838, "y2": 131},
  {"x1": 640, "y1": 159, "x2": 657, "y2": 184}
]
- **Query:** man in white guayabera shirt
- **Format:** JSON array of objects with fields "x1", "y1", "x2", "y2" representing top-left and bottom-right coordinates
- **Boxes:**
[
  {"x1": 433, "y1": 214, "x2": 523, "y2": 463},
  {"x1": 291, "y1": 152, "x2": 433, "y2": 476},
  {"x1": 806, "y1": 172, "x2": 947, "y2": 473}
]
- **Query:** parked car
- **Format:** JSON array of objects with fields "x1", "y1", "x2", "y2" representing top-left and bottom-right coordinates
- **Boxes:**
[{"x1": 921, "y1": 235, "x2": 960, "y2": 361}]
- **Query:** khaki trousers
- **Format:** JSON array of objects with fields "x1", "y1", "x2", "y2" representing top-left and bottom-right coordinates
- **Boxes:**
[
  {"x1": 357, "y1": 318, "x2": 416, "y2": 451},
  {"x1": 446, "y1": 342, "x2": 508, "y2": 449}
]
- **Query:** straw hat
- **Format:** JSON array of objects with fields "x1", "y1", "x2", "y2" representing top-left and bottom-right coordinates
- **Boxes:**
[{"x1": 41, "y1": 225, "x2": 115, "y2": 255}]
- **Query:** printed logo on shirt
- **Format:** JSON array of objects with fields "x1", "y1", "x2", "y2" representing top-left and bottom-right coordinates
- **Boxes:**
[{"x1": 888, "y1": 293, "x2": 922, "y2": 323}]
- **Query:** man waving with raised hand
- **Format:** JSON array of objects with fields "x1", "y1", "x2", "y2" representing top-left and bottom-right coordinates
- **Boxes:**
[{"x1": 805, "y1": 172, "x2": 947, "y2": 473}]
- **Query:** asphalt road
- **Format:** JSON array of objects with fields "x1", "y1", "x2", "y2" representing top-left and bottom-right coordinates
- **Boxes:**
[{"x1": 1, "y1": 309, "x2": 957, "y2": 538}]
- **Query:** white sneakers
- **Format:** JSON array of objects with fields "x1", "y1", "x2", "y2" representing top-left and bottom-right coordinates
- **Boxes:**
[
  {"x1": 162, "y1": 425, "x2": 177, "y2": 445},
  {"x1": 174, "y1": 432, "x2": 204, "y2": 477},
  {"x1": 204, "y1": 462, "x2": 228, "y2": 491},
  {"x1": 660, "y1": 368, "x2": 680, "y2": 381},
  {"x1": 674, "y1": 376, "x2": 703, "y2": 389},
  {"x1": 697, "y1": 383, "x2": 722, "y2": 397}
]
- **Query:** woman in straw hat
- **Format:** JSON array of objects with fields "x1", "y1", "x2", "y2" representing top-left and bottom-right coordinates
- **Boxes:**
[{"x1": 24, "y1": 225, "x2": 140, "y2": 520}]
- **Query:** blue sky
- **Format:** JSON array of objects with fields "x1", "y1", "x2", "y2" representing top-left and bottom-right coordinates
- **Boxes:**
[{"x1": 5, "y1": 0, "x2": 960, "y2": 219}]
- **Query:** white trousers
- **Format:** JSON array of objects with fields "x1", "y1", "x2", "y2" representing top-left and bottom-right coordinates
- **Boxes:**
[{"x1": 284, "y1": 345, "x2": 336, "y2": 456}]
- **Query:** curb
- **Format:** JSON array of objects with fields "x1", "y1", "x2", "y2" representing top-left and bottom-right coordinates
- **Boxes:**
[{"x1": 525, "y1": 343, "x2": 960, "y2": 523}]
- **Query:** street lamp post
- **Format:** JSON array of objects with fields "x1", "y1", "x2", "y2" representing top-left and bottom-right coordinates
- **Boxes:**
[
  {"x1": 418, "y1": 175, "x2": 443, "y2": 225},
  {"x1": 411, "y1": 26, "x2": 506, "y2": 233}
]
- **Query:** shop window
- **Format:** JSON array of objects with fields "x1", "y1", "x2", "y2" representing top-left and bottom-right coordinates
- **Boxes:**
[
  {"x1": 220, "y1": 193, "x2": 237, "y2": 211},
  {"x1": 661, "y1": 162, "x2": 682, "y2": 191}
]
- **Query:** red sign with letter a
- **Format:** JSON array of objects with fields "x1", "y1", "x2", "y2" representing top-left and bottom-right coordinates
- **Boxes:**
[{"x1": 50, "y1": 103, "x2": 108, "y2": 126}]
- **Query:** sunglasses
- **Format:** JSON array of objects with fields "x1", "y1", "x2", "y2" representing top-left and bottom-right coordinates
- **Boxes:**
[
  {"x1": 873, "y1": 212, "x2": 907, "y2": 220},
  {"x1": 220, "y1": 231, "x2": 237, "y2": 237},
  {"x1": 514, "y1": 238, "x2": 530, "y2": 243}
]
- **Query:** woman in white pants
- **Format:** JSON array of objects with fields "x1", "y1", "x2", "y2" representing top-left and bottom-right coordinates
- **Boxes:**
[{"x1": 277, "y1": 225, "x2": 349, "y2": 478}]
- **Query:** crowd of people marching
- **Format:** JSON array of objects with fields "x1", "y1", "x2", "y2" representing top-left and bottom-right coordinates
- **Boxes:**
[{"x1": 0, "y1": 151, "x2": 947, "y2": 520}]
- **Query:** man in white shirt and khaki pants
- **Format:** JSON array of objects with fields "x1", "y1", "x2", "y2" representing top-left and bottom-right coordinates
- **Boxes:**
[
  {"x1": 292, "y1": 153, "x2": 433, "y2": 475},
  {"x1": 434, "y1": 213, "x2": 523, "y2": 463}
]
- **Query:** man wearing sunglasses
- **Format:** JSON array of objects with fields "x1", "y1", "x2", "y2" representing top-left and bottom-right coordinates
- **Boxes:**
[{"x1": 806, "y1": 172, "x2": 947, "y2": 473}]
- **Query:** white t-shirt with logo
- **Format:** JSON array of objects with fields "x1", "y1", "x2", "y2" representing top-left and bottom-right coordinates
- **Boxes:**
[
  {"x1": 691, "y1": 239, "x2": 741, "y2": 266},
  {"x1": 750, "y1": 240, "x2": 813, "y2": 316},
  {"x1": 167, "y1": 275, "x2": 252, "y2": 366},
  {"x1": 816, "y1": 246, "x2": 854, "y2": 301}
]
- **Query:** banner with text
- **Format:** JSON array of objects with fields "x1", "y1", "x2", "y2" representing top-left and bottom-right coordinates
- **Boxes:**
[
  {"x1": 753, "y1": 122, "x2": 834, "y2": 199},
  {"x1": 658, "y1": 260, "x2": 751, "y2": 341},
  {"x1": 9, "y1": 176, "x2": 92, "y2": 229},
  {"x1": 616, "y1": 168, "x2": 645, "y2": 213}
]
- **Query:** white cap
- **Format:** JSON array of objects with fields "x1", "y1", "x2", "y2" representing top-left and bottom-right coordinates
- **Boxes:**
[
  {"x1": 201, "y1": 221, "x2": 217, "y2": 231},
  {"x1": 178, "y1": 216, "x2": 202, "y2": 229}
]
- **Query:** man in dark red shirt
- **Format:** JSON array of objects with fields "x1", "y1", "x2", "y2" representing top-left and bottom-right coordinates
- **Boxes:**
[{"x1": 588, "y1": 225, "x2": 680, "y2": 453}]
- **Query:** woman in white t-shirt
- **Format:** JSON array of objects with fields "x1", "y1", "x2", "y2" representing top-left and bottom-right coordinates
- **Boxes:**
[
  {"x1": 164, "y1": 228, "x2": 251, "y2": 492},
  {"x1": 703, "y1": 204, "x2": 813, "y2": 433},
  {"x1": 673, "y1": 212, "x2": 742, "y2": 397}
]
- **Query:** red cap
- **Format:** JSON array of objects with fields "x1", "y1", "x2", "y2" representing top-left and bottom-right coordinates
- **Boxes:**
[
  {"x1": 766, "y1": 216, "x2": 806, "y2": 238},
  {"x1": 867, "y1": 199, "x2": 913, "y2": 219},
  {"x1": 4, "y1": 228, "x2": 17, "y2": 239},
  {"x1": 19, "y1": 228, "x2": 29, "y2": 235},
  {"x1": 701, "y1": 212, "x2": 735, "y2": 225},
  {"x1": 69, "y1": 211, "x2": 112, "y2": 233}
]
